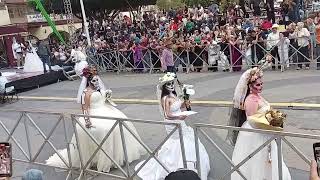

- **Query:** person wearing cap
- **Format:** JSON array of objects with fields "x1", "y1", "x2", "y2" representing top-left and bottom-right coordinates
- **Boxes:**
[{"x1": 267, "y1": 24, "x2": 281, "y2": 70}]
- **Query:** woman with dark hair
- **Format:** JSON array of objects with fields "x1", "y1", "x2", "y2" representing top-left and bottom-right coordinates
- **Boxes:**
[
  {"x1": 47, "y1": 68, "x2": 145, "y2": 172},
  {"x1": 228, "y1": 68, "x2": 291, "y2": 180},
  {"x1": 135, "y1": 72, "x2": 210, "y2": 180}
]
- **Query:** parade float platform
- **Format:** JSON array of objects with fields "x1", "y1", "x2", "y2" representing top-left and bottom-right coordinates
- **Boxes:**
[{"x1": 0, "y1": 67, "x2": 71, "y2": 92}]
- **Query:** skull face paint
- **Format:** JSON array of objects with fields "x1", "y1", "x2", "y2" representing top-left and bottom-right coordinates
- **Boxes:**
[
  {"x1": 91, "y1": 76, "x2": 100, "y2": 89},
  {"x1": 165, "y1": 81, "x2": 175, "y2": 92}
]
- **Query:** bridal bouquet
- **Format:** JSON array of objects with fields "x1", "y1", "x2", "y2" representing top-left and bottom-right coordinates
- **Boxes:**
[
  {"x1": 105, "y1": 89, "x2": 117, "y2": 106},
  {"x1": 265, "y1": 109, "x2": 287, "y2": 128}
]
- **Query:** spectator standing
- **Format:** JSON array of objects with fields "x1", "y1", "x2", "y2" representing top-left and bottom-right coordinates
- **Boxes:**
[
  {"x1": 278, "y1": 33, "x2": 291, "y2": 71},
  {"x1": 267, "y1": 24, "x2": 281, "y2": 70},
  {"x1": 316, "y1": 20, "x2": 320, "y2": 70},
  {"x1": 58, "y1": 48, "x2": 67, "y2": 65},
  {"x1": 229, "y1": 35, "x2": 242, "y2": 72},
  {"x1": 306, "y1": 18, "x2": 316, "y2": 49},
  {"x1": 11, "y1": 37, "x2": 25, "y2": 68},
  {"x1": 161, "y1": 39, "x2": 175, "y2": 72},
  {"x1": 37, "y1": 40, "x2": 52, "y2": 73},
  {"x1": 292, "y1": 22, "x2": 311, "y2": 70},
  {"x1": 132, "y1": 41, "x2": 144, "y2": 73}
]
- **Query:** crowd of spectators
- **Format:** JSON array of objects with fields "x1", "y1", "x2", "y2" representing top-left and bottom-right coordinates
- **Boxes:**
[{"x1": 72, "y1": 2, "x2": 320, "y2": 72}]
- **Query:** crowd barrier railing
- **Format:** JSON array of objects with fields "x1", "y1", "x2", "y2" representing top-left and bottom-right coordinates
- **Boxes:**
[
  {"x1": 0, "y1": 109, "x2": 187, "y2": 180},
  {"x1": 193, "y1": 123, "x2": 319, "y2": 180},
  {"x1": 88, "y1": 36, "x2": 320, "y2": 73},
  {"x1": 1, "y1": 103, "x2": 319, "y2": 179}
]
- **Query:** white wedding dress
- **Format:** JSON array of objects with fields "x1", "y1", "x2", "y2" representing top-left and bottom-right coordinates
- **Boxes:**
[
  {"x1": 231, "y1": 98, "x2": 292, "y2": 180},
  {"x1": 135, "y1": 97, "x2": 210, "y2": 180},
  {"x1": 46, "y1": 90, "x2": 146, "y2": 172},
  {"x1": 24, "y1": 47, "x2": 49, "y2": 73},
  {"x1": 73, "y1": 50, "x2": 88, "y2": 76}
]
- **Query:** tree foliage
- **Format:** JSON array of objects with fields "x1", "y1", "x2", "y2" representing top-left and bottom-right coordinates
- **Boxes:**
[
  {"x1": 36, "y1": 0, "x2": 157, "y2": 18},
  {"x1": 156, "y1": 0, "x2": 185, "y2": 10},
  {"x1": 184, "y1": 0, "x2": 213, "y2": 7}
]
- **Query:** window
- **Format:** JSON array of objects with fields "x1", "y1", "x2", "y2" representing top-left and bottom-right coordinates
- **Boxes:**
[
  {"x1": 8, "y1": 8, "x2": 14, "y2": 18},
  {"x1": 17, "y1": 7, "x2": 23, "y2": 17}
]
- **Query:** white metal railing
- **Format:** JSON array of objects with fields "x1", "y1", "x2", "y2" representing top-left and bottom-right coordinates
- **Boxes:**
[
  {"x1": 0, "y1": 105, "x2": 319, "y2": 179},
  {"x1": 88, "y1": 37, "x2": 320, "y2": 73},
  {"x1": 0, "y1": 109, "x2": 187, "y2": 180},
  {"x1": 193, "y1": 123, "x2": 319, "y2": 180}
]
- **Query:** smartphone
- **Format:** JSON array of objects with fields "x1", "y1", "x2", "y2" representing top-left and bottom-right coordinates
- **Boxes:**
[
  {"x1": 0, "y1": 142, "x2": 12, "y2": 177},
  {"x1": 313, "y1": 142, "x2": 320, "y2": 175}
]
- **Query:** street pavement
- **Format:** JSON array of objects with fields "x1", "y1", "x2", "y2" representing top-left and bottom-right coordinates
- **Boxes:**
[{"x1": 1, "y1": 70, "x2": 320, "y2": 180}]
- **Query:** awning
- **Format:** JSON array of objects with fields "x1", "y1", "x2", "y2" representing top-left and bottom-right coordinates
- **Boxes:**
[{"x1": 0, "y1": 24, "x2": 28, "y2": 37}]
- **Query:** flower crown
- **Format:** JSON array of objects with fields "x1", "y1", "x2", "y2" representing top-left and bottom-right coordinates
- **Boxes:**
[
  {"x1": 248, "y1": 67, "x2": 263, "y2": 84},
  {"x1": 159, "y1": 72, "x2": 176, "y2": 85},
  {"x1": 82, "y1": 67, "x2": 92, "y2": 78}
]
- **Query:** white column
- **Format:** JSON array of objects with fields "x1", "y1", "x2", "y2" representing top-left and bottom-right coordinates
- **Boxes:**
[{"x1": 79, "y1": 0, "x2": 91, "y2": 46}]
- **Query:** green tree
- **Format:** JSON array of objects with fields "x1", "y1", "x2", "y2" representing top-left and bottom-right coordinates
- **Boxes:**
[
  {"x1": 185, "y1": 0, "x2": 213, "y2": 7},
  {"x1": 156, "y1": 0, "x2": 185, "y2": 10}
]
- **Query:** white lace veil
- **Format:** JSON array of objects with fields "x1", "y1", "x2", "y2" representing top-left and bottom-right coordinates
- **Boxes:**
[
  {"x1": 233, "y1": 68, "x2": 252, "y2": 109},
  {"x1": 227, "y1": 67, "x2": 265, "y2": 145},
  {"x1": 156, "y1": 84, "x2": 165, "y2": 119},
  {"x1": 77, "y1": 76, "x2": 87, "y2": 104}
]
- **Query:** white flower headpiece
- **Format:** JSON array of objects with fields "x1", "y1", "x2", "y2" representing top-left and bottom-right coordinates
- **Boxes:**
[{"x1": 159, "y1": 72, "x2": 176, "y2": 85}]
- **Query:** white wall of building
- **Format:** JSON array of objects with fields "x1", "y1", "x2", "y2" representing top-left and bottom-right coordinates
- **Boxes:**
[{"x1": 0, "y1": 5, "x2": 11, "y2": 26}]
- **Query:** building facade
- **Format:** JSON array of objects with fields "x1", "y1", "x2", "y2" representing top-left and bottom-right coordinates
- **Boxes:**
[{"x1": 0, "y1": 0, "x2": 81, "y2": 67}]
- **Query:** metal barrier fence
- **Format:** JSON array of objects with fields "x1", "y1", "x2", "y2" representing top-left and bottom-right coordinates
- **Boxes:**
[
  {"x1": 89, "y1": 37, "x2": 320, "y2": 73},
  {"x1": 0, "y1": 109, "x2": 186, "y2": 180},
  {"x1": 193, "y1": 123, "x2": 320, "y2": 180},
  {"x1": 0, "y1": 105, "x2": 319, "y2": 179}
]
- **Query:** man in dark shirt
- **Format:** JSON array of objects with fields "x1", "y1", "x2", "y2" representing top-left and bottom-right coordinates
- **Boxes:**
[{"x1": 36, "y1": 40, "x2": 52, "y2": 73}]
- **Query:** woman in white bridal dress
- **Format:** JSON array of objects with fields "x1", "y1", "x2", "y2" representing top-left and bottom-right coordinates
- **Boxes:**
[
  {"x1": 135, "y1": 72, "x2": 210, "y2": 180},
  {"x1": 23, "y1": 41, "x2": 49, "y2": 73},
  {"x1": 229, "y1": 67, "x2": 291, "y2": 180},
  {"x1": 46, "y1": 69, "x2": 145, "y2": 172}
]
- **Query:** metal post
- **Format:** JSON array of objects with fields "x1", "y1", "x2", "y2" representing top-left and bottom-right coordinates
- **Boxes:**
[
  {"x1": 194, "y1": 127, "x2": 201, "y2": 178},
  {"x1": 186, "y1": 50, "x2": 190, "y2": 73},
  {"x1": 119, "y1": 121, "x2": 130, "y2": 176},
  {"x1": 23, "y1": 114, "x2": 32, "y2": 161},
  {"x1": 79, "y1": 0, "x2": 91, "y2": 47},
  {"x1": 116, "y1": 46, "x2": 121, "y2": 75},
  {"x1": 311, "y1": 38, "x2": 314, "y2": 65},
  {"x1": 71, "y1": 115, "x2": 85, "y2": 179},
  {"x1": 149, "y1": 50, "x2": 152, "y2": 74},
  {"x1": 253, "y1": 43, "x2": 257, "y2": 67},
  {"x1": 229, "y1": 44, "x2": 233, "y2": 72},
  {"x1": 63, "y1": 115, "x2": 73, "y2": 170},
  {"x1": 280, "y1": 38, "x2": 285, "y2": 72},
  {"x1": 178, "y1": 124, "x2": 187, "y2": 168},
  {"x1": 276, "y1": 137, "x2": 283, "y2": 180}
]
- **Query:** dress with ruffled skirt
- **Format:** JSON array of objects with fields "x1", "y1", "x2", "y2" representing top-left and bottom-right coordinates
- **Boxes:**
[
  {"x1": 46, "y1": 90, "x2": 146, "y2": 172},
  {"x1": 231, "y1": 99, "x2": 292, "y2": 180},
  {"x1": 135, "y1": 98, "x2": 211, "y2": 180}
]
